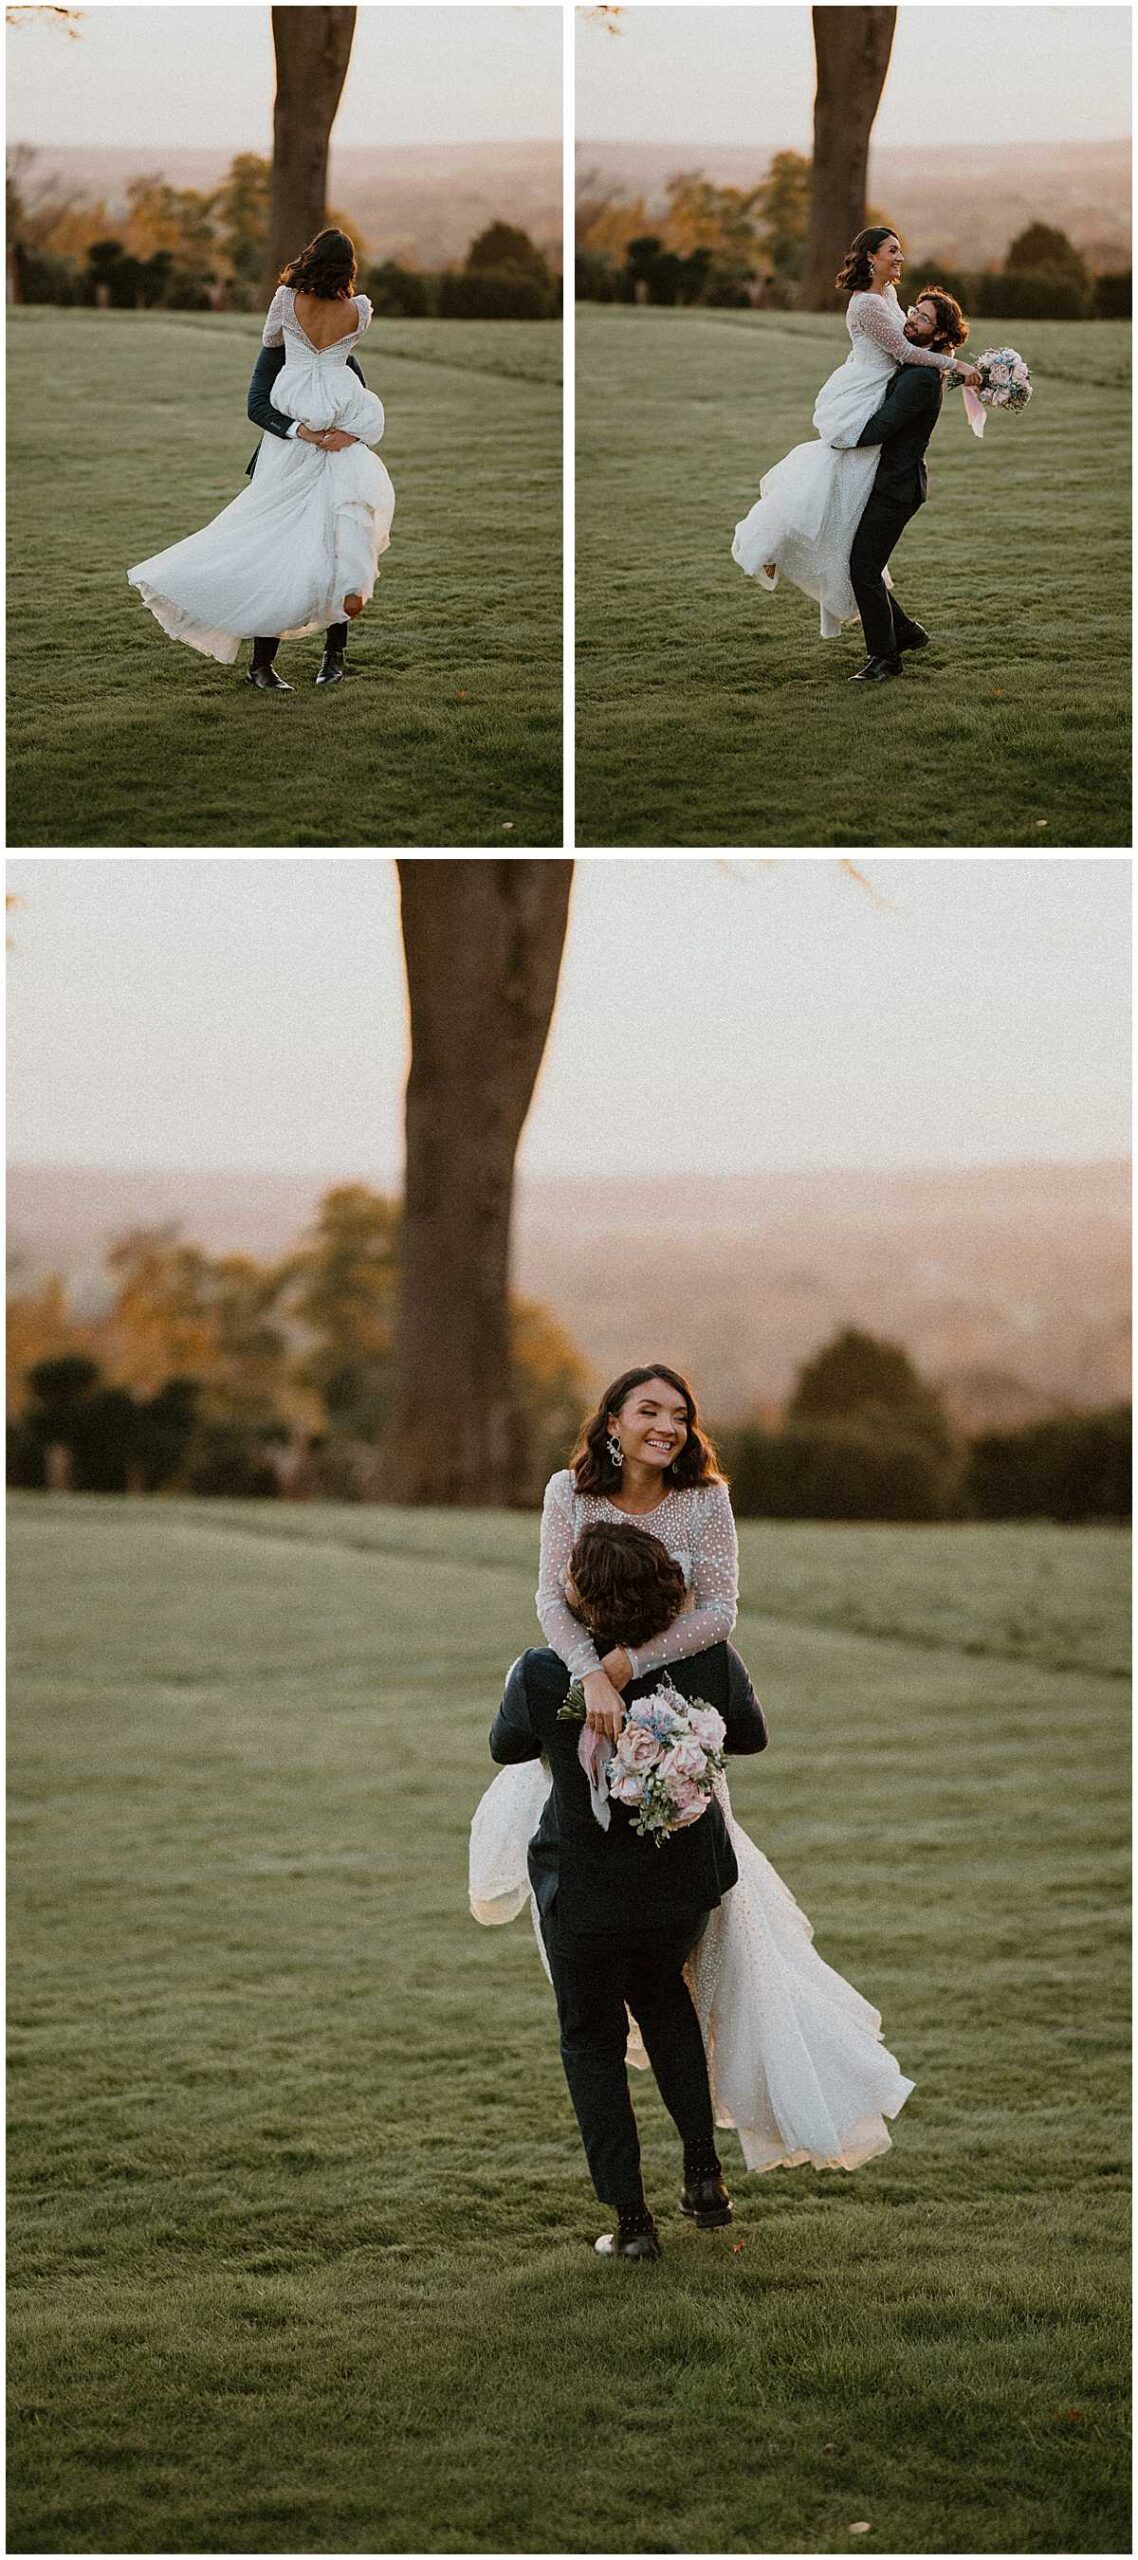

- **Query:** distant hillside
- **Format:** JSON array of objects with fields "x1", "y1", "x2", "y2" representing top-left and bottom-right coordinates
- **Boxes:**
[
  {"x1": 8, "y1": 1159, "x2": 1130, "y2": 1430},
  {"x1": 11, "y1": 140, "x2": 563, "y2": 271},
  {"x1": 575, "y1": 139, "x2": 1131, "y2": 271}
]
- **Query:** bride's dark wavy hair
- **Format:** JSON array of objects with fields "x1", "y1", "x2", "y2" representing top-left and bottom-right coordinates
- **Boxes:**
[
  {"x1": 569, "y1": 1363, "x2": 725, "y2": 1497},
  {"x1": 280, "y1": 227, "x2": 357, "y2": 299},
  {"x1": 836, "y1": 225, "x2": 898, "y2": 293}
]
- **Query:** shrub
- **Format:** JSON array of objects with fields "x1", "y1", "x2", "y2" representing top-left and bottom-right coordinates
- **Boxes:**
[
  {"x1": 965, "y1": 1406, "x2": 1131, "y2": 1522},
  {"x1": 438, "y1": 267, "x2": 551, "y2": 320},
  {"x1": 367, "y1": 259, "x2": 434, "y2": 318},
  {"x1": 1095, "y1": 269, "x2": 1131, "y2": 319},
  {"x1": 722, "y1": 1419, "x2": 959, "y2": 1522}
]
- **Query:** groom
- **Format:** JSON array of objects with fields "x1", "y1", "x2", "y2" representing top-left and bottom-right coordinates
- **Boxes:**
[
  {"x1": 490, "y1": 1520, "x2": 767, "y2": 2260},
  {"x1": 843, "y1": 287, "x2": 973, "y2": 685},
  {"x1": 242, "y1": 342, "x2": 365, "y2": 692}
]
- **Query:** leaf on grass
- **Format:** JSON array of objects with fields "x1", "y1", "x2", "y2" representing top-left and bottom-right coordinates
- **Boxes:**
[{"x1": 731, "y1": 2240, "x2": 745, "y2": 2254}]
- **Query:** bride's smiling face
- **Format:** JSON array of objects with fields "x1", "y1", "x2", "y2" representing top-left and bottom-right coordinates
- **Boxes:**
[
  {"x1": 610, "y1": 1378, "x2": 690, "y2": 1474},
  {"x1": 869, "y1": 234, "x2": 904, "y2": 289}
]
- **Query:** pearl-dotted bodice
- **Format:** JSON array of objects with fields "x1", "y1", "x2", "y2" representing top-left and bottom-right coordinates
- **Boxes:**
[{"x1": 536, "y1": 1468, "x2": 739, "y2": 1680}]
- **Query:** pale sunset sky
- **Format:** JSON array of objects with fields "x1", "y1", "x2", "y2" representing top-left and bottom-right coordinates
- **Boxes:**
[
  {"x1": 7, "y1": 3, "x2": 563, "y2": 149},
  {"x1": 576, "y1": 5, "x2": 1131, "y2": 146},
  {"x1": 5, "y1": 859, "x2": 1131, "y2": 1183}
]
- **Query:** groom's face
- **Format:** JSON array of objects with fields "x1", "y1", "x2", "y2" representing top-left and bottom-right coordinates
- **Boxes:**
[{"x1": 903, "y1": 299, "x2": 939, "y2": 347}]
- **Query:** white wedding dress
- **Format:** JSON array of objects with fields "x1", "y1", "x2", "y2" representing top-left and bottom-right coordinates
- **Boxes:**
[
  {"x1": 128, "y1": 286, "x2": 396, "y2": 662},
  {"x1": 732, "y1": 284, "x2": 956, "y2": 636},
  {"x1": 470, "y1": 1759, "x2": 914, "y2": 2174}
]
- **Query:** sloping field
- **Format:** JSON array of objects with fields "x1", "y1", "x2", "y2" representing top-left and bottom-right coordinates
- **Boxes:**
[
  {"x1": 7, "y1": 310, "x2": 561, "y2": 848},
  {"x1": 8, "y1": 1498, "x2": 1129, "y2": 2553},
  {"x1": 576, "y1": 307, "x2": 1130, "y2": 847}
]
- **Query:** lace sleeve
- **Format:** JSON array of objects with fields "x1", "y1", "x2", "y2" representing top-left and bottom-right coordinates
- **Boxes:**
[
  {"x1": 262, "y1": 284, "x2": 289, "y2": 349},
  {"x1": 352, "y1": 293, "x2": 373, "y2": 335},
  {"x1": 852, "y1": 291, "x2": 957, "y2": 373},
  {"x1": 535, "y1": 1473, "x2": 602, "y2": 1679},
  {"x1": 627, "y1": 1481, "x2": 739, "y2": 1678}
]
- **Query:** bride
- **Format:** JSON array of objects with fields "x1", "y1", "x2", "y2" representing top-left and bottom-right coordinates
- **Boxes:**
[
  {"x1": 732, "y1": 225, "x2": 979, "y2": 635},
  {"x1": 128, "y1": 228, "x2": 395, "y2": 673},
  {"x1": 471, "y1": 1363, "x2": 914, "y2": 2197}
]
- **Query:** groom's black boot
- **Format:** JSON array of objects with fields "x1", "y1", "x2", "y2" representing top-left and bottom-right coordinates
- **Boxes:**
[
  {"x1": 247, "y1": 637, "x2": 291, "y2": 693},
  {"x1": 316, "y1": 619, "x2": 350, "y2": 686},
  {"x1": 595, "y1": 2202, "x2": 662, "y2": 2260},
  {"x1": 680, "y1": 2136, "x2": 733, "y2": 2229},
  {"x1": 849, "y1": 653, "x2": 902, "y2": 683}
]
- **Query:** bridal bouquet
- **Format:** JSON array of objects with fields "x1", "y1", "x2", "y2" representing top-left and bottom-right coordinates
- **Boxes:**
[
  {"x1": 962, "y1": 347, "x2": 1033, "y2": 439},
  {"x1": 560, "y1": 1681, "x2": 727, "y2": 1844}
]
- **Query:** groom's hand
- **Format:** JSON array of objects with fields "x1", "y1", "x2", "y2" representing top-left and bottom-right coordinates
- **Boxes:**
[
  {"x1": 582, "y1": 1668, "x2": 625, "y2": 1741},
  {"x1": 601, "y1": 1647, "x2": 634, "y2": 1691},
  {"x1": 320, "y1": 429, "x2": 357, "y2": 452}
]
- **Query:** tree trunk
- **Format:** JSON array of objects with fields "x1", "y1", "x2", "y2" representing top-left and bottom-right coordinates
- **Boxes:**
[
  {"x1": 798, "y1": 7, "x2": 897, "y2": 312},
  {"x1": 267, "y1": 6, "x2": 356, "y2": 288},
  {"x1": 381, "y1": 861, "x2": 574, "y2": 1508}
]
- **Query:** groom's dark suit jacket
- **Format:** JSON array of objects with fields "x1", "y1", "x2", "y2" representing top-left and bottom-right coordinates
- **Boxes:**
[
  {"x1": 855, "y1": 362, "x2": 945, "y2": 511},
  {"x1": 243, "y1": 341, "x2": 367, "y2": 480},
  {"x1": 489, "y1": 1641, "x2": 768, "y2": 1936}
]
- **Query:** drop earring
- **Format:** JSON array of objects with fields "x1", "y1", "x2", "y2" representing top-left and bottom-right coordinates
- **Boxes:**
[{"x1": 605, "y1": 1430, "x2": 623, "y2": 1472}]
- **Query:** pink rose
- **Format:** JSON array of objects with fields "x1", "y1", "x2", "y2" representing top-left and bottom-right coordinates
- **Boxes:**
[
  {"x1": 617, "y1": 1723, "x2": 663, "y2": 1776},
  {"x1": 686, "y1": 1706, "x2": 726, "y2": 1754},
  {"x1": 659, "y1": 1738, "x2": 706, "y2": 1787},
  {"x1": 670, "y1": 1789, "x2": 709, "y2": 1829},
  {"x1": 609, "y1": 1767, "x2": 645, "y2": 1807}
]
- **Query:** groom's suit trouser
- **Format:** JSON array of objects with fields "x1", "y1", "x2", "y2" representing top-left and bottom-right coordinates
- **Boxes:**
[
  {"x1": 850, "y1": 487, "x2": 922, "y2": 659},
  {"x1": 540, "y1": 1905, "x2": 714, "y2": 2210},
  {"x1": 252, "y1": 621, "x2": 348, "y2": 668}
]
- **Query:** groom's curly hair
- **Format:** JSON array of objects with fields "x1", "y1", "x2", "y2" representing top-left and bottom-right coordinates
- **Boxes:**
[
  {"x1": 566, "y1": 1522, "x2": 688, "y2": 1648},
  {"x1": 280, "y1": 228, "x2": 357, "y2": 299},
  {"x1": 912, "y1": 285, "x2": 968, "y2": 351}
]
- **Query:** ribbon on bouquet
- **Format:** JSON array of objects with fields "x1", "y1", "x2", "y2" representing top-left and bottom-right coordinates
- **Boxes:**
[
  {"x1": 961, "y1": 384, "x2": 987, "y2": 439},
  {"x1": 578, "y1": 1724, "x2": 613, "y2": 1830}
]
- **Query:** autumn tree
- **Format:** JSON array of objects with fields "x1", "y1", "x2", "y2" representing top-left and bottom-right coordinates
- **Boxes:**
[
  {"x1": 380, "y1": 861, "x2": 575, "y2": 1507},
  {"x1": 467, "y1": 223, "x2": 550, "y2": 286},
  {"x1": 212, "y1": 152, "x2": 273, "y2": 304},
  {"x1": 268, "y1": 5, "x2": 357, "y2": 286},
  {"x1": 788, "y1": 1323, "x2": 957, "y2": 1463},
  {"x1": 281, "y1": 1184, "x2": 400, "y2": 1442},
  {"x1": 755, "y1": 150, "x2": 812, "y2": 287},
  {"x1": 798, "y1": 6, "x2": 897, "y2": 311}
]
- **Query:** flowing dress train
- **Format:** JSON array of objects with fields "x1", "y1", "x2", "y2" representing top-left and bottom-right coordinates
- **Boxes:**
[
  {"x1": 128, "y1": 286, "x2": 395, "y2": 662},
  {"x1": 470, "y1": 1758, "x2": 915, "y2": 2175}
]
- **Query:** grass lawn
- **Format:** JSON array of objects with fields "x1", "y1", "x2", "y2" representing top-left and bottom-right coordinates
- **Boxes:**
[
  {"x1": 576, "y1": 307, "x2": 1131, "y2": 848},
  {"x1": 8, "y1": 1498, "x2": 1130, "y2": 2554},
  {"x1": 7, "y1": 309, "x2": 562, "y2": 848}
]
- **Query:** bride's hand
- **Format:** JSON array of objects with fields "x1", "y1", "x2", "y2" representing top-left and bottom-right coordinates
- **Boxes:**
[
  {"x1": 319, "y1": 428, "x2": 357, "y2": 453},
  {"x1": 958, "y1": 364, "x2": 982, "y2": 389},
  {"x1": 581, "y1": 1669, "x2": 625, "y2": 1742}
]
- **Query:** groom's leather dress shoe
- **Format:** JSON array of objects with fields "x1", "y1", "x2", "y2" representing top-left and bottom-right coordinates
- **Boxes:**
[
  {"x1": 595, "y1": 2220, "x2": 662, "y2": 2260},
  {"x1": 680, "y1": 2172, "x2": 734, "y2": 2229},
  {"x1": 246, "y1": 665, "x2": 292, "y2": 692},
  {"x1": 849, "y1": 654, "x2": 902, "y2": 683},
  {"x1": 316, "y1": 646, "x2": 347, "y2": 686},
  {"x1": 896, "y1": 621, "x2": 930, "y2": 653}
]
